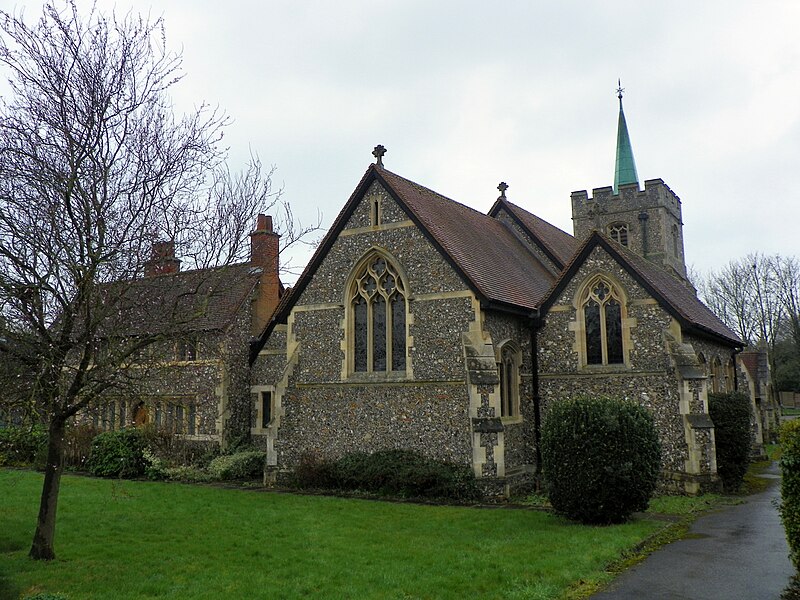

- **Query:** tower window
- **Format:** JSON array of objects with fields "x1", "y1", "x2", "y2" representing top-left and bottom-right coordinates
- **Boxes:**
[
  {"x1": 608, "y1": 223, "x2": 629, "y2": 247},
  {"x1": 672, "y1": 224, "x2": 680, "y2": 257},
  {"x1": 581, "y1": 277, "x2": 625, "y2": 366},
  {"x1": 350, "y1": 254, "x2": 407, "y2": 373}
]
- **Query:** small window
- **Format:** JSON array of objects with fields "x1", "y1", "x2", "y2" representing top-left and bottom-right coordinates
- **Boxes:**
[
  {"x1": 581, "y1": 277, "x2": 625, "y2": 366},
  {"x1": 371, "y1": 197, "x2": 381, "y2": 226},
  {"x1": 188, "y1": 403, "x2": 196, "y2": 435},
  {"x1": 498, "y1": 343, "x2": 520, "y2": 418},
  {"x1": 261, "y1": 391, "x2": 273, "y2": 428},
  {"x1": 608, "y1": 223, "x2": 629, "y2": 247},
  {"x1": 711, "y1": 357, "x2": 723, "y2": 393},
  {"x1": 672, "y1": 224, "x2": 680, "y2": 257},
  {"x1": 179, "y1": 336, "x2": 198, "y2": 361}
]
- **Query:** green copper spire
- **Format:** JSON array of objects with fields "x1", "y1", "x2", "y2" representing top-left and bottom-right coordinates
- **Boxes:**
[{"x1": 613, "y1": 80, "x2": 639, "y2": 193}]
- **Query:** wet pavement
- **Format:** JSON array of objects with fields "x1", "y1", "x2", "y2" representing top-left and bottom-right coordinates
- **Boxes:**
[{"x1": 592, "y1": 463, "x2": 795, "y2": 600}]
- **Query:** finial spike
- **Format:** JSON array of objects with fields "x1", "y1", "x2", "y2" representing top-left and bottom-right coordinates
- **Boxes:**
[
  {"x1": 372, "y1": 144, "x2": 386, "y2": 167},
  {"x1": 497, "y1": 181, "x2": 508, "y2": 200},
  {"x1": 616, "y1": 79, "x2": 624, "y2": 108}
]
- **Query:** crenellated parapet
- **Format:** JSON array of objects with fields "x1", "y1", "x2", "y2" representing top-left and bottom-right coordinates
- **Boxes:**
[{"x1": 571, "y1": 178, "x2": 687, "y2": 280}]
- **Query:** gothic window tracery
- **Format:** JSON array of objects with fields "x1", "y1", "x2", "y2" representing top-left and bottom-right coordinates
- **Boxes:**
[
  {"x1": 581, "y1": 277, "x2": 624, "y2": 366},
  {"x1": 608, "y1": 222, "x2": 629, "y2": 247},
  {"x1": 351, "y1": 254, "x2": 407, "y2": 373}
]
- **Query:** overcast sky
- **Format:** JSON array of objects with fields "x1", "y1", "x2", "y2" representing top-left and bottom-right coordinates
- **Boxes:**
[{"x1": 10, "y1": 1, "x2": 800, "y2": 281}]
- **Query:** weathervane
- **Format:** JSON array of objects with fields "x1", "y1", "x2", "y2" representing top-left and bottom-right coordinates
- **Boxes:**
[{"x1": 616, "y1": 78, "x2": 624, "y2": 107}]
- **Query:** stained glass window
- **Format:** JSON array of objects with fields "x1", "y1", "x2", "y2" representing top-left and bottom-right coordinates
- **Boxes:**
[
  {"x1": 351, "y1": 254, "x2": 408, "y2": 374},
  {"x1": 582, "y1": 278, "x2": 625, "y2": 366},
  {"x1": 585, "y1": 300, "x2": 602, "y2": 364}
]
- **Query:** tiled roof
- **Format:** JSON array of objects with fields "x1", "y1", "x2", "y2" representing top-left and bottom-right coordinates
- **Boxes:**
[
  {"x1": 491, "y1": 199, "x2": 579, "y2": 269},
  {"x1": 251, "y1": 163, "x2": 741, "y2": 360},
  {"x1": 377, "y1": 167, "x2": 556, "y2": 311},
  {"x1": 108, "y1": 263, "x2": 260, "y2": 336},
  {"x1": 615, "y1": 243, "x2": 741, "y2": 345}
]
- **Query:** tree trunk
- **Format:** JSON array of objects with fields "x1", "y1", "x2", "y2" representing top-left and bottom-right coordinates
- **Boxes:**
[{"x1": 29, "y1": 415, "x2": 67, "y2": 560}]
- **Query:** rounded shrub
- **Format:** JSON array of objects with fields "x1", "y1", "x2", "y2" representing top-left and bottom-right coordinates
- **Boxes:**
[
  {"x1": 708, "y1": 392, "x2": 752, "y2": 491},
  {"x1": 541, "y1": 396, "x2": 661, "y2": 524},
  {"x1": 86, "y1": 428, "x2": 146, "y2": 478},
  {"x1": 780, "y1": 419, "x2": 800, "y2": 570}
]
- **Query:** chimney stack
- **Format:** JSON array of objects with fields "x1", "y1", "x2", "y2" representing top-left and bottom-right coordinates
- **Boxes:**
[
  {"x1": 250, "y1": 214, "x2": 281, "y2": 335},
  {"x1": 145, "y1": 241, "x2": 180, "y2": 276}
]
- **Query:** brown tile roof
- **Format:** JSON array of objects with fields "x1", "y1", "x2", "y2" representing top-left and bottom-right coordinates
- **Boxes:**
[
  {"x1": 251, "y1": 164, "x2": 741, "y2": 359},
  {"x1": 540, "y1": 231, "x2": 742, "y2": 346},
  {"x1": 108, "y1": 263, "x2": 260, "y2": 336},
  {"x1": 490, "y1": 198, "x2": 579, "y2": 269},
  {"x1": 377, "y1": 167, "x2": 555, "y2": 311}
]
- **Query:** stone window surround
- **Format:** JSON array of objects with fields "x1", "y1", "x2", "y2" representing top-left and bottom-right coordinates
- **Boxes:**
[
  {"x1": 342, "y1": 246, "x2": 413, "y2": 381},
  {"x1": 571, "y1": 273, "x2": 634, "y2": 371},
  {"x1": 251, "y1": 384, "x2": 276, "y2": 435},
  {"x1": 495, "y1": 339, "x2": 523, "y2": 423}
]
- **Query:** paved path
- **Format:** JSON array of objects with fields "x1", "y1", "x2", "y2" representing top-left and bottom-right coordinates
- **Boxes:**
[{"x1": 592, "y1": 463, "x2": 795, "y2": 600}]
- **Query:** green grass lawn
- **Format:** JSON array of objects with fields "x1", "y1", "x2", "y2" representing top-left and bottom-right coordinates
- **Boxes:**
[{"x1": 0, "y1": 470, "x2": 668, "y2": 600}]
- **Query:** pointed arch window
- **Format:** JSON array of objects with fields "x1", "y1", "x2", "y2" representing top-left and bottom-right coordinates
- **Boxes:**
[
  {"x1": 711, "y1": 357, "x2": 723, "y2": 393},
  {"x1": 581, "y1": 278, "x2": 624, "y2": 366},
  {"x1": 608, "y1": 222, "x2": 629, "y2": 247},
  {"x1": 497, "y1": 342, "x2": 521, "y2": 418},
  {"x1": 351, "y1": 255, "x2": 407, "y2": 373}
]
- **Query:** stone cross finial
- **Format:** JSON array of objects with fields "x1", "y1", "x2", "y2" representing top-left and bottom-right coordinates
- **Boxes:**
[
  {"x1": 497, "y1": 181, "x2": 508, "y2": 200},
  {"x1": 372, "y1": 144, "x2": 386, "y2": 167}
]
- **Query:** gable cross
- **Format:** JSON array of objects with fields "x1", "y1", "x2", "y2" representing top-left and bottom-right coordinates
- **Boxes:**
[
  {"x1": 372, "y1": 144, "x2": 386, "y2": 167},
  {"x1": 497, "y1": 181, "x2": 508, "y2": 200}
]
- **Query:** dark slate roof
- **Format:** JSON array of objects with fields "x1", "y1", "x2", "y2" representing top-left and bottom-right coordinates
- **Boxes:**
[
  {"x1": 107, "y1": 263, "x2": 260, "y2": 336},
  {"x1": 540, "y1": 231, "x2": 743, "y2": 347},
  {"x1": 488, "y1": 198, "x2": 579, "y2": 270}
]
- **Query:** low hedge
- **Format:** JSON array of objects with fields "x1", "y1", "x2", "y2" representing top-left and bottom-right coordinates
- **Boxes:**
[
  {"x1": 86, "y1": 428, "x2": 147, "y2": 478},
  {"x1": 780, "y1": 419, "x2": 800, "y2": 571},
  {"x1": 294, "y1": 449, "x2": 480, "y2": 502},
  {"x1": 541, "y1": 396, "x2": 661, "y2": 524},
  {"x1": 208, "y1": 450, "x2": 266, "y2": 480},
  {"x1": 708, "y1": 392, "x2": 752, "y2": 491}
]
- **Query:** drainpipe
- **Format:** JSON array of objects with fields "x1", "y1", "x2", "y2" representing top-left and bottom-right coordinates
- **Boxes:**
[{"x1": 529, "y1": 310, "x2": 542, "y2": 479}]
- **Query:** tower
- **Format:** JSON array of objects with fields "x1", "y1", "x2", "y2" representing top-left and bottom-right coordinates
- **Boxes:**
[{"x1": 571, "y1": 83, "x2": 688, "y2": 280}]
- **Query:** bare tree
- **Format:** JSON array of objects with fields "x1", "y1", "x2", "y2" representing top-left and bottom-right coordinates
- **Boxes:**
[
  {"x1": 0, "y1": 2, "x2": 316, "y2": 560},
  {"x1": 175, "y1": 153, "x2": 321, "y2": 272}
]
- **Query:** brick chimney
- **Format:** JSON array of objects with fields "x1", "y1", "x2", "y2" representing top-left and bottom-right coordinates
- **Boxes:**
[
  {"x1": 144, "y1": 241, "x2": 180, "y2": 276},
  {"x1": 250, "y1": 214, "x2": 281, "y2": 335}
]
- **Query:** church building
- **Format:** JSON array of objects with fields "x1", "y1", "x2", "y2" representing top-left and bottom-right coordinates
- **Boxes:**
[{"x1": 249, "y1": 91, "x2": 747, "y2": 496}]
